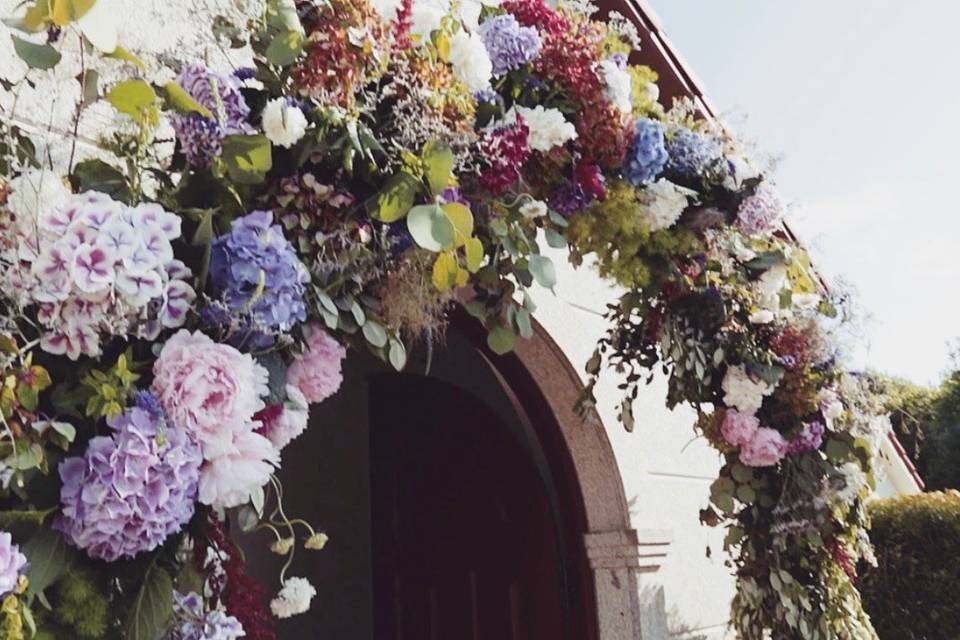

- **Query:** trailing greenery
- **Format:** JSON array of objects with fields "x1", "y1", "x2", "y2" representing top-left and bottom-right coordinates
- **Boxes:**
[{"x1": 861, "y1": 491, "x2": 960, "y2": 639}]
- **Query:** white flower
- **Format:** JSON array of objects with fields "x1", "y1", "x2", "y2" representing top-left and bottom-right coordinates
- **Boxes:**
[
  {"x1": 643, "y1": 81, "x2": 660, "y2": 103},
  {"x1": 792, "y1": 292, "x2": 822, "y2": 310},
  {"x1": 198, "y1": 431, "x2": 279, "y2": 508},
  {"x1": 448, "y1": 29, "x2": 492, "y2": 92},
  {"x1": 262, "y1": 98, "x2": 308, "y2": 149},
  {"x1": 519, "y1": 200, "x2": 548, "y2": 220},
  {"x1": 409, "y1": 0, "x2": 450, "y2": 42},
  {"x1": 507, "y1": 105, "x2": 577, "y2": 152},
  {"x1": 818, "y1": 388, "x2": 844, "y2": 426},
  {"x1": 305, "y1": 532, "x2": 329, "y2": 550},
  {"x1": 754, "y1": 263, "x2": 788, "y2": 313},
  {"x1": 270, "y1": 577, "x2": 317, "y2": 618},
  {"x1": 369, "y1": 0, "x2": 404, "y2": 21},
  {"x1": 598, "y1": 59, "x2": 633, "y2": 113},
  {"x1": 722, "y1": 365, "x2": 776, "y2": 415},
  {"x1": 640, "y1": 179, "x2": 694, "y2": 231},
  {"x1": 748, "y1": 309, "x2": 775, "y2": 325}
]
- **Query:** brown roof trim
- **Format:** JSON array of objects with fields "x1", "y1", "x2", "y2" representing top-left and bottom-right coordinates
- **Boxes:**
[{"x1": 887, "y1": 430, "x2": 926, "y2": 491}]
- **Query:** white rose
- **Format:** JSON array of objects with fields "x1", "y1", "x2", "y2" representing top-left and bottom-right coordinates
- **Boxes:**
[
  {"x1": 722, "y1": 365, "x2": 776, "y2": 415},
  {"x1": 508, "y1": 105, "x2": 577, "y2": 152},
  {"x1": 448, "y1": 29, "x2": 492, "y2": 92},
  {"x1": 598, "y1": 59, "x2": 633, "y2": 113},
  {"x1": 262, "y1": 98, "x2": 308, "y2": 149},
  {"x1": 641, "y1": 179, "x2": 694, "y2": 231}
]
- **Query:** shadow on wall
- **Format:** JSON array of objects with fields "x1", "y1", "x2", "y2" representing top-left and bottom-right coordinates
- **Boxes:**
[{"x1": 640, "y1": 585, "x2": 711, "y2": 640}]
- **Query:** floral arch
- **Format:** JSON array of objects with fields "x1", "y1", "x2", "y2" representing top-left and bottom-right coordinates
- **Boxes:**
[{"x1": 0, "y1": 0, "x2": 885, "y2": 639}]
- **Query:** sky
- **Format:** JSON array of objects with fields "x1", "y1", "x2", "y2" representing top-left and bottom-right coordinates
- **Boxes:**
[{"x1": 650, "y1": 0, "x2": 960, "y2": 385}]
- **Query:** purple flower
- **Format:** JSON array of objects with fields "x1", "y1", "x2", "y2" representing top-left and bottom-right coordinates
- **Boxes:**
[
  {"x1": 788, "y1": 421, "x2": 825, "y2": 455},
  {"x1": 171, "y1": 64, "x2": 251, "y2": 168},
  {"x1": 56, "y1": 396, "x2": 202, "y2": 561},
  {"x1": 737, "y1": 182, "x2": 784, "y2": 236},
  {"x1": 209, "y1": 211, "x2": 310, "y2": 340},
  {"x1": 165, "y1": 591, "x2": 245, "y2": 640},
  {"x1": 622, "y1": 118, "x2": 668, "y2": 186},
  {"x1": 0, "y1": 532, "x2": 27, "y2": 597},
  {"x1": 666, "y1": 127, "x2": 723, "y2": 179},
  {"x1": 479, "y1": 14, "x2": 542, "y2": 77}
]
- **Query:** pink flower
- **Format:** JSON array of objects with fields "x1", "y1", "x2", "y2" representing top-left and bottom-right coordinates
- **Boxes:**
[
  {"x1": 198, "y1": 430, "x2": 279, "y2": 508},
  {"x1": 256, "y1": 386, "x2": 310, "y2": 451},
  {"x1": 720, "y1": 409, "x2": 759, "y2": 448},
  {"x1": 286, "y1": 324, "x2": 346, "y2": 404},
  {"x1": 153, "y1": 330, "x2": 269, "y2": 459},
  {"x1": 740, "y1": 427, "x2": 788, "y2": 467}
]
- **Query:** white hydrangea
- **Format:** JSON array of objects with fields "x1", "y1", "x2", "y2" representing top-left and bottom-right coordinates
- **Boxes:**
[
  {"x1": 448, "y1": 29, "x2": 493, "y2": 92},
  {"x1": 722, "y1": 365, "x2": 776, "y2": 415},
  {"x1": 456, "y1": 0, "x2": 501, "y2": 31},
  {"x1": 409, "y1": 0, "x2": 451, "y2": 42},
  {"x1": 640, "y1": 179, "x2": 695, "y2": 231},
  {"x1": 507, "y1": 105, "x2": 577, "y2": 152},
  {"x1": 598, "y1": 59, "x2": 633, "y2": 113},
  {"x1": 261, "y1": 98, "x2": 308, "y2": 149},
  {"x1": 270, "y1": 577, "x2": 317, "y2": 619}
]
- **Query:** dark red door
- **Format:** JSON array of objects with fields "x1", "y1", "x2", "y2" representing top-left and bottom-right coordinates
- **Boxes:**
[{"x1": 370, "y1": 375, "x2": 569, "y2": 640}]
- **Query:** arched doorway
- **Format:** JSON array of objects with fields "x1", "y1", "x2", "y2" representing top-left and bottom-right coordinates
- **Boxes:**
[{"x1": 241, "y1": 312, "x2": 643, "y2": 639}]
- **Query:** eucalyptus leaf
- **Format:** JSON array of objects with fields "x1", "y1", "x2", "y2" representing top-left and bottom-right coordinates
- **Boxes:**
[
  {"x1": 441, "y1": 202, "x2": 473, "y2": 246},
  {"x1": 362, "y1": 320, "x2": 388, "y2": 348},
  {"x1": 11, "y1": 35, "x2": 61, "y2": 70},
  {"x1": 464, "y1": 237, "x2": 483, "y2": 273},
  {"x1": 388, "y1": 339, "x2": 407, "y2": 371},
  {"x1": 51, "y1": 0, "x2": 97, "y2": 25},
  {"x1": 544, "y1": 228, "x2": 567, "y2": 249},
  {"x1": 407, "y1": 204, "x2": 454, "y2": 252},
  {"x1": 528, "y1": 254, "x2": 557, "y2": 290},
  {"x1": 486, "y1": 325, "x2": 515, "y2": 355},
  {"x1": 421, "y1": 139, "x2": 454, "y2": 196},
  {"x1": 373, "y1": 172, "x2": 418, "y2": 222}
]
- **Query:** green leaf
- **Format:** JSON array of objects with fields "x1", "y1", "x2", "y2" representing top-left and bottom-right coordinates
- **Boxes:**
[
  {"x1": 388, "y1": 339, "x2": 407, "y2": 371},
  {"x1": 3, "y1": 0, "x2": 52, "y2": 33},
  {"x1": 11, "y1": 34, "x2": 61, "y2": 70},
  {"x1": 431, "y1": 251, "x2": 459, "y2": 291},
  {"x1": 0, "y1": 508, "x2": 56, "y2": 530},
  {"x1": 362, "y1": 320, "x2": 388, "y2": 348},
  {"x1": 6, "y1": 442, "x2": 44, "y2": 470},
  {"x1": 544, "y1": 228, "x2": 567, "y2": 249},
  {"x1": 79, "y1": 69, "x2": 99, "y2": 106},
  {"x1": 51, "y1": 0, "x2": 97, "y2": 25},
  {"x1": 106, "y1": 45, "x2": 145, "y2": 71},
  {"x1": 265, "y1": 29, "x2": 304, "y2": 66},
  {"x1": 528, "y1": 254, "x2": 557, "y2": 290},
  {"x1": 373, "y1": 172, "x2": 418, "y2": 223},
  {"x1": 23, "y1": 529, "x2": 74, "y2": 597},
  {"x1": 267, "y1": 0, "x2": 302, "y2": 32},
  {"x1": 464, "y1": 237, "x2": 483, "y2": 273},
  {"x1": 162, "y1": 82, "x2": 213, "y2": 119},
  {"x1": 515, "y1": 308, "x2": 533, "y2": 339},
  {"x1": 106, "y1": 79, "x2": 157, "y2": 124},
  {"x1": 421, "y1": 139, "x2": 454, "y2": 196},
  {"x1": 123, "y1": 559, "x2": 174, "y2": 640},
  {"x1": 441, "y1": 202, "x2": 473, "y2": 247},
  {"x1": 72, "y1": 159, "x2": 131, "y2": 202},
  {"x1": 487, "y1": 325, "x2": 515, "y2": 355},
  {"x1": 407, "y1": 204, "x2": 455, "y2": 252},
  {"x1": 221, "y1": 134, "x2": 273, "y2": 184}
]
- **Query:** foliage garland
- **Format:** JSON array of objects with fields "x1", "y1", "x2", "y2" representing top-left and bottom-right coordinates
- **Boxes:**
[{"x1": 0, "y1": 0, "x2": 887, "y2": 638}]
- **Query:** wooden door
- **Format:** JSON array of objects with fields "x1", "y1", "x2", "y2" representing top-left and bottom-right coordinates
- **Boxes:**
[{"x1": 370, "y1": 374, "x2": 570, "y2": 640}]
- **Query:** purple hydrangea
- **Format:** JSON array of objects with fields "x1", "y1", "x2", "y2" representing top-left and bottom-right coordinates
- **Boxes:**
[
  {"x1": 479, "y1": 14, "x2": 542, "y2": 77},
  {"x1": 666, "y1": 127, "x2": 723, "y2": 179},
  {"x1": 209, "y1": 210, "x2": 310, "y2": 337},
  {"x1": 171, "y1": 64, "x2": 251, "y2": 168},
  {"x1": 56, "y1": 395, "x2": 202, "y2": 561},
  {"x1": 165, "y1": 592, "x2": 245, "y2": 640},
  {"x1": 0, "y1": 532, "x2": 27, "y2": 597},
  {"x1": 788, "y1": 420, "x2": 825, "y2": 455},
  {"x1": 622, "y1": 118, "x2": 668, "y2": 186},
  {"x1": 736, "y1": 182, "x2": 784, "y2": 236}
]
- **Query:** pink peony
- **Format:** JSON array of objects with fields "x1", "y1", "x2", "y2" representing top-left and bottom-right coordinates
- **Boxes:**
[
  {"x1": 720, "y1": 409, "x2": 759, "y2": 449},
  {"x1": 256, "y1": 386, "x2": 310, "y2": 451},
  {"x1": 198, "y1": 430, "x2": 280, "y2": 508},
  {"x1": 286, "y1": 324, "x2": 346, "y2": 404},
  {"x1": 153, "y1": 330, "x2": 269, "y2": 459},
  {"x1": 740, "y1": 427, "x2": 788, "y2": 467}
]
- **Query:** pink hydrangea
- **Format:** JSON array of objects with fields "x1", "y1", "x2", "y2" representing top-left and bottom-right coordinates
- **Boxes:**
[
  {"x1": 198, "y1": 430, "x2": 279, "y2": 508},
  {"x1": 153, "y1": 330, "x2": 269, "y2": 459},
  {"x1": 720, "y1": 409, "x2": 759, "y2": 448},
  {"x1": 255, "y1": 386, "x2": 310, "y2": 451},
  {"x1": 740, "y1": 427, "x2": 788, "y2": 467},
  {"x1": 286, "y1": 324, "x2": 346, "y2": 404}
]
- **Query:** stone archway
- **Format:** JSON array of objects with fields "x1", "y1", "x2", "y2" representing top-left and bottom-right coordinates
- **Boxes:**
[{"x1": 453, "y1": 307, "x2": 668, "y2": 639}]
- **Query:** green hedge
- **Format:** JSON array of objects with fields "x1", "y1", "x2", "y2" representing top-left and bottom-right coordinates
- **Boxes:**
[{"x1": 862, "y1": 491, "x2": 960, "y2": 639}]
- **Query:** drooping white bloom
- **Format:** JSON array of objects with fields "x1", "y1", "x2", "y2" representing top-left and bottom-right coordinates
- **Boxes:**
[
  {"x1": 598, "y1": 59, "x2": 633, "y2": 113},
  {"x1": 519, "y1": 200, "x2": 548, "y2": 220},
  {"x1": 722, "y1": 365, "x2": 776, "y2": 416},
  {"x1": 270, "y1": 577, "x2": 317, "y2": 618},
  {"x1": 640, "y1": 179, "x2": 694, "y2": 231},
  {"x1": 262, "y1": 98, "x2": 308, "y2": 149},
  {"x1": 507, "y1": 105, "x2": 577, "y2": 152},
  {"x1": 409, "y1": 0, "x2": 451, "y2": 42},
  {"x1": 448, "y1": 29, "x2": 493, "y2": 92}
]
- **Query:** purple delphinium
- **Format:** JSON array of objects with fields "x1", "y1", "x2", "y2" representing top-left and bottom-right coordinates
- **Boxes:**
[
  {"x1": 479, "y1": 14, "x2": 542, "y2": 77},
  {"x1": 209, "y1": 211, "x2": 310, "y2": 336},
  {"x1": 788, "y1": 421, "x2": 825, "y2": 455},
  {"x1": 622, "y1": 118, "x2": 668, "y2": 186},
  {"x1": 0, "y1": 532, "x2": 27, "y2": 597},
  {"x1": 165, "y1": 591, "x2": 245, "y2": 640},
  {"x1": 170, "y1": 64, "x2": 251, "y2": 168},
  {"x1": 736, "y1": 182, "x2": 784, "y2": 236},
  {"x1": 56, "y1": 394, "x2": 202, "y2": 561},
  {"x1": 665, "y1": 127, "x2": 723, "y2": 179}
]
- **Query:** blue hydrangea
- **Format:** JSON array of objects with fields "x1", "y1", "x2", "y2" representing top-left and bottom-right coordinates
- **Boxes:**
[
  {"x1": 479, "y1": 14, "x2": 542, "y2": 77},
  {"x1": 622, "y1": 118, "x2": 668, "y2": 186},
  {"x1": 665, "y1": 127, "x2": 724, "y2": 179},
  {"x1": 166, "y1": 592, "x2": 245, "y2": 640},
  {"x1": 170, "y1": 64, "x2": 251, "y2": 168},
  {"x1": 209, "y1": 210, "x2": 310, "y2": 338}
]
